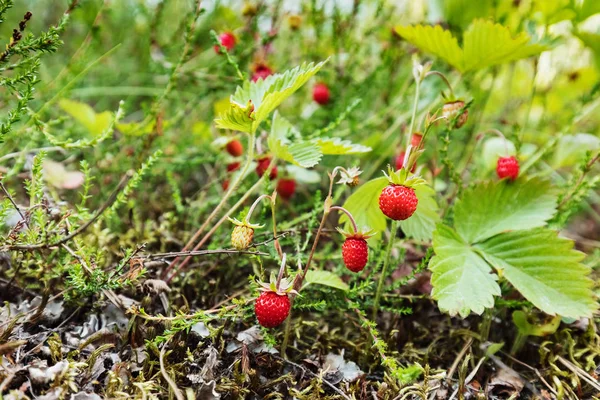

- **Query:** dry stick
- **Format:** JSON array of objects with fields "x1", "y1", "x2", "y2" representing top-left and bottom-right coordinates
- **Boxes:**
[
  {"x1": 165, "y1": 158, "x2": 278, "y2": 282},
  {"x1": 140, "y1": 249, "x2": 269, "y2": 260},
  {"x1": 5, "y1": 172, "x2": 132, "y2": 251},
  {"x1": 556, "y1": 356, "x2": 600, "y2": 392},
  {"x1": 445, "y1": 338, "x2": 473, "y2": 384}
]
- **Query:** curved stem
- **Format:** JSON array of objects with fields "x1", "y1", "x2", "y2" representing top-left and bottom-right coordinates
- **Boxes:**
[
  {"x1": 329, "y1": 206, "x2": 358, "y2": 234},
  {"x1": 425, "y1": 70, "x2": 455, "y2": 98},
  {"x1": 276, "y1": 253, "x2": 286, "y2": 290},
  {"x1": 245, "y1": 194, "x2": 273, "y2": 224},
  {"x1": 372, "y1": 220, "x2": 398, "y2": 320},
  {"x1": 164, "y1": 134, "x2": 256, "y2": 278}
]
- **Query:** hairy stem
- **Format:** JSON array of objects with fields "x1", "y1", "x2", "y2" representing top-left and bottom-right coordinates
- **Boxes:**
[
  {"x1": 373, "y1": 220, "x2": 398, "y2": 320},
  {"x1": 329, "y1": 206, "x2": 358, "y2": 234}
]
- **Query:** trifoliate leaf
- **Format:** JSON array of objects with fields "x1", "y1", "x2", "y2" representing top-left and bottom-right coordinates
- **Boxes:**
[
  {"x1": 429, "y1": 225, "x2": 501, "y2": 317},
  {"x1": 216, "y1": 60, "x2": 327, "y2": 133},
  {"x1": 395, "y1": 20, "x2": 548, "y2": 73},
  {"x1": 477, "y1": 229, "x2": 596, "y2": 319},
  {"x1": 399, "y1": 185, "x2": 441, "y2": 241},
  {"x1": 303, "y1": 270, "x2": 349, "y2": 291},
  {"x1": 59, "y1": 99, "x2": 113, "y2": 136},
  {"x1": 454, "y1": 178, "x2": 557, "y2": 243},
  {"x1": 313, "y1": 137, "x2": 372, "y2": 155}
]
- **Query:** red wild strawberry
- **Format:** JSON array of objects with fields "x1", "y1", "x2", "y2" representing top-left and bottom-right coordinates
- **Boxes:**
[
  {"x1": 442, "y1": 100, "x2": 468, "y2": 129},
  {"x1": 255, "y1": 291, "x2": 290, "y2": 328},
  {"x1": 214, "y1": 32, "x2": 236, "y2": 53},
  {"x1": 277, "y1": 178, "x2": 296, "y2": 199},
  {"x1": 379, "y1": 184, "x2": 418, "y2": 221},
  {"x1": 256, "y1": 157, "x2": 278, "y2": 180},
  {"x1": 342, "y1": 238, "x2": 368, "y2": 272},
  {"x1": 395, "y1": 152, "x2": 416, "y2": 173},
  {"x1": 252, "y1": 64, "x2": 273, "y2": 82},
  {"x1": 222, "y1": 179, "x2": 230, "y2": 191},
  {"x1": 227, "y1": 162, "x2": 241, "y2": 172},
  {"x1": 226, "y1": 140, "x2": 243, "y2": 157},
  {"x1": 496, "y1": 156, "x2": 519, "y2": 181},
  {"x1": 411, "y1": 133, "x2": 423, "y2": 148},
  {"x1": 313, "y1": 83, "x2": 330, "y2": 105}
]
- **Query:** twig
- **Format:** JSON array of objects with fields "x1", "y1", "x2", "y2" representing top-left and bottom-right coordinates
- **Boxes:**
[
  {"x1": 272, "y1": 355, "x2": 352, "y2": 400},
  {"x1": 138, "y1": 249, "x2": 269, "y2": 261},
  {"x1": 446, "y1": 338, "x2": 473, "y2": 384},
  {"x1": 5, "y1": 172, "x2": 132, "y2": 250}
]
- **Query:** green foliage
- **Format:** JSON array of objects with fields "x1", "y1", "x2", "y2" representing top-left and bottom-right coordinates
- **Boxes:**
[
  {"x1": 395, "y1": 20, "x2": 548, "y2": 73},
  {"x1": 215, "y1": 60, "x2": 327, "y2": 133},
  {"x1": 303, "y1": 270, "x2": 349, "y2": 291},
  {"x1": 268, "y1": 112, "x2": 322, "y2": 168},
  {"x1": 430, "y1": 179, "x2": 596, "y2": 319}
]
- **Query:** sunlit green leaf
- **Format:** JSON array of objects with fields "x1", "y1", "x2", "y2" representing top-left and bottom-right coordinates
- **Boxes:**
[
  {"x1": 304, "y1": 270, "x2": 349, "y2": 291},
  {"x1": 453, "y1": 178, "x2": 557, "y2": 243},
  {"x1": 268, "y1": 112, "x2": 322, "y2": 168},
  {"x1": 399, "y1": 185, "x2": 441, "y2": 242},
  {"x1": 394, "y1": 24, "x2": 463, "y2": 71},
  {"x1": 313, "y1": 137, "x2": 372, "y2": 155},
  {"x1": 59, "y1": 99, "x2": 113, "y2": 136},
  {"x1": 478, "y1": 229, "x2": 595, "y2": 318},
  {"x1": 429, "y1": 225, "x2": 500, "y2": 317}
]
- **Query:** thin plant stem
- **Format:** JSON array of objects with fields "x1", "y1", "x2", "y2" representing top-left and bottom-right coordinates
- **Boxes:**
[
  {"x1": 425, "y1": 70, "x2": 454, "y2": 98},
  {"x1": 373, "y1": 220, "x2": 398, "y2": 320},
  {"x1": 407, "y1": 78, "x2": 421, "y2": 146},
  {"x1": 271, "y1": 196, "x2": 283, "y2": 259},
  {"x1": 245, "y1": 194, "x2": 273, "y2": 223},
  {"x1": 329, "y1": 206, "x2": 358, "y2": 233}
]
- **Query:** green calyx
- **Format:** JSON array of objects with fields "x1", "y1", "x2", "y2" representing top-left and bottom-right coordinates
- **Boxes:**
[
  {"x1": 228, "y1": 217, "x2": 264, "y2": 230},
  {"x1": 258, "y1": 272, "x2": 298, "y2": 296},
  {"x1": 383, "y1": 166, "x2": 426, "y2": 188},
  {"x1": 336, "y1": 226, "x2": 376, "y2": 239}
]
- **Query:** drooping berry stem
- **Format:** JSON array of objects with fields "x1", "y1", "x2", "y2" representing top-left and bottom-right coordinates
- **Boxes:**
[
  {"x1": 407, "y1": 76, "x2": 421, "y2": 149},
  {"x1": 373, "y1": 220, "x2": 398, "y2": 320},
  {"x1": 329, "y1": 206, "x2": 359, "y2": 234},
  {"x1": 246, "y1": 194, "x2": 273, "y2": 224},
  {"x1": 275, "y1": 253, "x2": 287, "y2": 291},
  {"x1": 425, "y1": 70, "x2": 455, "y2": 99}
]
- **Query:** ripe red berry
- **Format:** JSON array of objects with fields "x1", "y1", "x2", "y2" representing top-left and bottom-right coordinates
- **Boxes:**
[
  {"x1": 395, "y1": 152, "x2": 416, "y2": 173},
  {"x1": 496, "y1": 156, "x2": 519, "y2": 181},
  {"x1": 214, "y1": 32, "x2": 236, "y2": 53},
  {"x1": 277, "y1": 178, "x2": 296, "y2": 199},
  {"x1": 222, "y1": 179, "x2": 229, "y2": 191},
  {"x1": 226, "y1": 140, "x2": 243, "y2": 157},
  {"x1": 256, "y1": 157, "x2": 278, "y2": 180},
  {"x1": 227, "y1": 162, "x2": 241, "y2": 172},
  {"x1": 312, "y1": 83, "x2": 330, "y2": 105},
  {"x1": 379, "y1": 184, "x2": 418, "y2": 220},
  {"x1": 252, "y1": 64, "x2": 273, "y2": 82},
  {"x1": 411, "y1": 133, "x2": 423, "y2": 148},
  {"x1": 342, "y1": 237, "x2": 368, "y2": 272},
  {"x1": 255, "y1": 291, "x2": 290, "y2": 328}
]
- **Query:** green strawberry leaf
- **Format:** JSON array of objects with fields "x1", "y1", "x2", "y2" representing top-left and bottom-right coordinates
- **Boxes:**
[
  {"x1": 303, "y1": 270, "x2": 349, "y2": 291},
  {"x1": 453, "y1": 177, "x2": 557, "y2": 243},
  {"x1": 313, "y1": 137, "x2": 372, "y2": 155},
  {"x1": 395, "y1": 20, "x2": 547, "y2": 73},
  {"x1": 216, "y1": 60, "x2": 327, "y2": 134},
  {"x1": 477, "y1": 229, "x2": 596, "y2": 319},
  {"x1": 399, "y1": 184, "x2": 441, "y2": 242},
  {"x1": 268, "y1": 112, "x2": 322, "y2": 168},
  {"x1": 429, "y1": 225, "x2": 501, "y2": 318},
  {"x1": 394, "y1": 24, "x2": 464, "y2": 71},
  {"x1": 461, "y1": 20, "x2": 548, "y2": 72},
  {"x1": 512, "y1": 311, "x2": 561, "y2": 337}
]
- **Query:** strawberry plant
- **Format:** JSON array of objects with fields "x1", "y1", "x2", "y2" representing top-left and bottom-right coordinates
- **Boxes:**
[{"x1": 0, "y1": 0, "x2": 599, "y2": 398}]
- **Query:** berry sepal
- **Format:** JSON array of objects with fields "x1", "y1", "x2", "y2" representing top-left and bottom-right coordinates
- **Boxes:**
[
  {"x1": 383, "y1": 166, "x2": 426, "y2": 188},
  {"x1": 228, "y1": 217, "x2": 264, "y2": 230},
  {"x1": 336, "y1": 226, "x2": 376, "y2": 240},
  {"x1": 257, "y1": 273, "x2": 298, "y2": 296}
]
